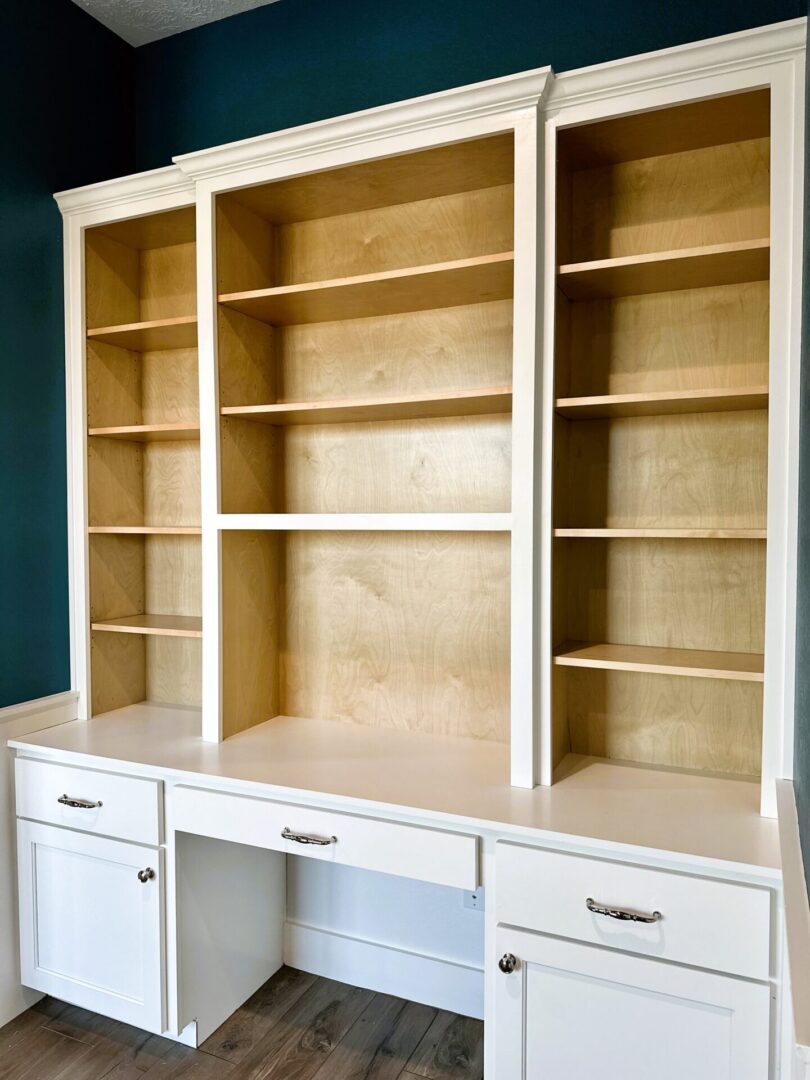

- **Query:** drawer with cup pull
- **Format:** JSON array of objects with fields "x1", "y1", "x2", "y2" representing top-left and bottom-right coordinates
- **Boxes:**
[
  {"x1": 496, "y1": 841, "x2": 771, "y2": 981},
  {"x1": 171, "y1": 785, "x2": 478, "y2": 890},
  {"x1": 15, "y1": 757, "x2": 162, "y2": 846}
]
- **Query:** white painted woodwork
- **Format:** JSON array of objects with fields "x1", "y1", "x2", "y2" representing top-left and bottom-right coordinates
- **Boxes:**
[
  {"x1": 496, "y1": 841, "x2": 771, "y2": 980},
  {"x1": 494, "y1": 926, "x2": 771, "y2": 1080},
  {"x1": 17, "y1": 820, "x2": 164, "y2": 1033},
  {"x1": 171, "y1": 785, "x2": 479, "y2": 890},
  {"x1": 15, "y1": 757, "x2": 162, "y2": 846}
]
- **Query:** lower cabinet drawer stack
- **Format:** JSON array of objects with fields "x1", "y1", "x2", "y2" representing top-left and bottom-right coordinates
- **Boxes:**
[{"x1": 494, "y1": 841, "x2": 774, "y2": 1080}]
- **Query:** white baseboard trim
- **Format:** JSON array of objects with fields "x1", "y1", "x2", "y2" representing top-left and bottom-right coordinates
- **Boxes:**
[
  {"x1": 0, "y1": 690, "x2": 78, "y2": 733},
  {"x1": 283, "y1": 921, "x2": 484, "y2": 1020}
]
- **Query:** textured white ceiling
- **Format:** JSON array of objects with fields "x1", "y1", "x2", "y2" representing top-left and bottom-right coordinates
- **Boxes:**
[{"x1": 72, "y1": 0, "x2": 282, "y2": 47}]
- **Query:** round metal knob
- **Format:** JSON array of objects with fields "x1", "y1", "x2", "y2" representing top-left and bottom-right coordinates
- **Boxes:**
[
  {"x1": 498, "y1": 952, "x2": 517, "y2": 974},
  {"x1": 137, "y1": 867, "x2": 155, "y2": 883}
]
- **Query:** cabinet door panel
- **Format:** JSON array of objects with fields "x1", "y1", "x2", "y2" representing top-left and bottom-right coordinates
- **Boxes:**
[
  {"x1": 18, "y1": 820, "x2": 164, "y2": 1033},
  {"x1": 495, "y1": 927, "x2": 770, "y2": 1080}
]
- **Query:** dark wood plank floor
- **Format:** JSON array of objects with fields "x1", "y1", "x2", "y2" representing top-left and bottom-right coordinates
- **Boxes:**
[{"x1": 0, "y1": 968, "x2": 484, "y2": 1080}]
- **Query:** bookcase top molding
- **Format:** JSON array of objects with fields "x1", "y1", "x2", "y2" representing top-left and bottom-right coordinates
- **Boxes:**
[
  {"x1": 54, "y1": 162, "x2": 192, "y2": 217},
  {"x1": 172, "y1": 66, "x2": 552, "y2": 182},
  {"x1": 547, "y1": 16, "x2": 806, "y2": 112}
]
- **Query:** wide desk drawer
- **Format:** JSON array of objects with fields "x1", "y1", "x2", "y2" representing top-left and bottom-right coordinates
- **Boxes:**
[
  {"x1": 172, "y1": 786, "x2": 478, "y2": 890},
  {"x1": 15, "y1": 757, "x2": 162, "y2": 847},
  {"x1": 496, "y1": 842, "x2": 771, "y2": 981}
]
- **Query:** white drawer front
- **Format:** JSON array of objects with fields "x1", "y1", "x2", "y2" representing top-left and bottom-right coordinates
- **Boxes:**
[
  {"x1": 496, "y1": 842, "x2": 771, "y2": 981},
  {"x1": 172, "y1": 786, "x2": 478, "y2": 890},
  {"x1": 15, "y1": 757, "x2": 162, "y2": 846}
]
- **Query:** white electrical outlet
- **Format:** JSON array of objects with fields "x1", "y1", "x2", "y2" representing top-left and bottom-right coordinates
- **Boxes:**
[{"x1": 463, "y1": 887, "x2": 485, "y2": 911}]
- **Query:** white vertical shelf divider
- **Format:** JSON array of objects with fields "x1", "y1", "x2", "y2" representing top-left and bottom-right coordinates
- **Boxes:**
[{"x1": 196, "y1": 186, "x2": 223, "y2": 742}]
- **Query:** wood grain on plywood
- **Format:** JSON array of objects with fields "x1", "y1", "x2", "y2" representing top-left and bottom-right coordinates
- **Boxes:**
[
  {"x1": 222, "y1": 387, "x2": 512, "y2": 426},
  {"x1": 558, "y1": 239, "x2": 769, "y2": 301},
  {"x1": 219, "y1": 253, "x2": 514, "y2": 326},
  {"x1": 87, "y1": 437, "x2": 144, "y2": 527},
  {"x1": 85, "y1": 229, "x2": 139, "y2": 329},
  {"x1": 219, "y1": 417, "x2": 279, "y2": 515},
  {"x1": 561, "y1": 538, "x2": 766, "y2": 654},
  {"x1": 231, "y1": 133, "x2": 513, "y2": 224},
  {"x1": 281, "y1": 532, "x2": 510, "y2": 741},
  {"x1": 90, "y1": 630, "x2": 145, "y2": 716},
  {"x1": 275, "y1": 184, "x2": 513, "y2": 285},
  {"x1": 88, "y1": 533, "x2": 145, "y2": 621},
  {"x1": 145, "y1": 534, "x2": 202, "y2": 617},
  {"x1": 86, "y1": 340, "x2": 142, "y2": 428},
  {"x1": 562, "y1": 281, "x2": 769, "y2": 397},
  {"x1": 569, "y1": 137, "x2": 770, "y2": 261},
  {"x1": 217, "y1": 196, "x2": 276, "y2": 295},
  {"x1": 277, "y1": 300, "x2": 513, "y2": 403},
  {"x1": 553, "y1": 642, "x2": 764, "y2": 681},
  {"x1": 94, "y1": 206, "x2": 196, "y2": 251},
  {"x1": 140, "y1": 241, "x2": 197, "y2": 322},
  {"x1": 87, "y1": 316, "x2": 198, "y2": 352},
  {"x1": 143, "y1": 441, "x2": 201, "y2": 527},
  {"x1": 218, "y1": 307, "x2": 277, "y2": 408},
  {"x1": 146, "y1": 635, "x2": 201, "y2": 707},
  {"x1": 221, "y1": 531, "x2": 281, "y2": 738},
  {"x1": 565, "y1": 667, "x2": 762, "y2": 776},
  {"x1": 141, "y1": 345, "x2": 199, "y2": 423},
  {"x1": 559, "y1": 409, "x2": 768, "y2": 530}
]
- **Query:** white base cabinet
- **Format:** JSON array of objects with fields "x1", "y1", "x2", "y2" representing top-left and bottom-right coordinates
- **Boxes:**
[
  {"x1": 17, "y1": 820, "x2": 165, "y2": 1033},
  {"x1": 495, "y1": 926, "x2": 772, "y2": 1080}
]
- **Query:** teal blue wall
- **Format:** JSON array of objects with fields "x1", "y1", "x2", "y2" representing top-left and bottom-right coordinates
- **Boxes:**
[
  {"x1": 134, "y1": 0, "x2": 801, "y2": 169},
  {"x1": 0, "y1": 0, "x2": 133, "y2": 707}
]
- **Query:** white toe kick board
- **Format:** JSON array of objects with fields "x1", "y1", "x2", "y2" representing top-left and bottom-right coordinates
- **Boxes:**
[{"x1": 170, "y1": 785, "x2": 479, "y2": 891}]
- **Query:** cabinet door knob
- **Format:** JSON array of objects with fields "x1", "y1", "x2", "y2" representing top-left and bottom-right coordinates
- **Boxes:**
[
  {"x1": 137, "y1": 867, "x2": 155, "y2": 883},
  {"x1": 498, "y1": 953, "x2": 518, "y2": 974}
]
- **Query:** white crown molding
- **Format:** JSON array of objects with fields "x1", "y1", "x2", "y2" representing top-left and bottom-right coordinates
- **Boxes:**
[
  {"x1": 174, "y1": 67, "x2": 552, "y2": 181},
  {"x1": 548, "y1": 16, "x2": 806, "y2": 111},
  {"x1": 54, "y1": 164, "x2": 193, "y2": 217}
]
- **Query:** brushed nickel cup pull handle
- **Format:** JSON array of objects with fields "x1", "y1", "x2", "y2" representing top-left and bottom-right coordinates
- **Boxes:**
[
  {"x1": 586, "y1": 897, "x2": 662, "y2": 924},
  {"x1": 58, "y1": 794, "x2": 103, "y2": 810},
  {"x1": 137, "y1": 868, "x2": 155, "y2": 883},
  {"x1": 281, "y1": 826, "x2": 337, "y2": 846}
]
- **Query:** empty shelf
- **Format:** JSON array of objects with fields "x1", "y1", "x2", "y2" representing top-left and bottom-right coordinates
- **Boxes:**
[
  {"x1": 554, "y1": 528, "x2": 767, "y2": 539},
  {"x1": 221, "y1": 386, "x2": 513, "y2": 426},
  {"x1": 88, "y1": 423, "x2": 201, "y2": 442},
  {"x1": 88, "y1": 526, "x2": 202, "y2": 536},
  {"x1": 218, "y1": 252, "x2": 514, "y2": 325},
  {"x1": 555, "y1": 386, "x2": 769, "y2": 420},
  {"x1": 553, "y1": 641, "x2": 764, "y2": 682},
  {"x1": 87, "y1": 316, "x2": 198, "y2": 352},
  {"x1": 91, "y1": 614, "x2": 202, "y2": 638},
  {"x1": 557, "y1": 239, "x2": 769, "y2": 300}
]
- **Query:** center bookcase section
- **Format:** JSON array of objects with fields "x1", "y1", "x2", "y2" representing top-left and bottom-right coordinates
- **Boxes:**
[
  {"x1": 214, "y1": 134, "x2": 514, "y2": 515},
  {"x1": 221, "y1": 531, "x2": 511, "y2": 743},
  {"x1": 549, "y1": 90, "x2": 771, "y2": 783}
]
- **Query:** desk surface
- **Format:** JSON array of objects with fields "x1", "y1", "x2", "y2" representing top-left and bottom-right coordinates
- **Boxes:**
[{"x1": 11, "y1": 703, "x2": 781, "y2": 880}]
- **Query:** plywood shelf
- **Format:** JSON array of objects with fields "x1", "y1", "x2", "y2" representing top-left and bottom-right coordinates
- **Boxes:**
[
  {"x1": 557, "y1": 239, "x2": 769, "y2": 301},
  {"x1": 91, "y1": 614, "x2": 202, "y2": 638},
  {"x1": 221, "y1": 386, "x2": 512, "y2": 426},
  {"x1": 555, "y1": 386, "x2": 769, "y2": 420},
  {"x1": 554, "y1": 528, "x2": 767, "y2": 539},
  {"x1": 88, "y1": 423, "x2": 201, "y2": 442},
  {"x1": 553, "y1": 641, "x2": 764, "y2": 682},
  {"x1": 87, "y1": 316, "x2": 198, "y2": 352},
  {"x1": 218, "y1": 252, "x2": 514, "y2": 326},
  {"x1": 88, "y1": 526, "x2": 202, "y2": 536}
]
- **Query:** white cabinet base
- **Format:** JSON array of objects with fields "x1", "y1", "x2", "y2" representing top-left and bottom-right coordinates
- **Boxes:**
[
  {"x1": 17, "y1": 820, "x2": 165, "y2": 1034},
  {"x1": 495, "y1": 927, "x2": 771, "y2": 1080}
]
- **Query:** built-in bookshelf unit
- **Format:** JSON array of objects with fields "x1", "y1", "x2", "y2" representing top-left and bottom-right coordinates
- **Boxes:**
[
  {"x1": 549, "y1": 90, "x2": 771, "y2": 784},
  {"x1": 213, "y1": 133, "x2": 518, "y2": 746},
  {"x1": 85, "y1": 206, "x2": 201, "y2": 715}
]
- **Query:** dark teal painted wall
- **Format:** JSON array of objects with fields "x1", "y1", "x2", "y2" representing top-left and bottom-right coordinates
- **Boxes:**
[
  {"x1": 0, "y1": 0, "x2": 133, "y2": 707},
  {"x1": 134, "y1": 0, "x2": 801, "y2": 169}
]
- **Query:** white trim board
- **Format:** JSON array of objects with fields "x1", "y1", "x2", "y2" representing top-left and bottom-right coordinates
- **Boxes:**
[
  {"x1": 283, "y1": 921, "x2": 484, "y2": 1020},
  {"x1": 0, "y1": 691, "x2": 77, "y2": 732},
  {"x1": 777, "y1": 780, "x2": 810, "y2": 1065}
]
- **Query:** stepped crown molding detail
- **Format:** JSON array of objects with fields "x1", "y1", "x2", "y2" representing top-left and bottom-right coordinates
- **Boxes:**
[
  {"x1": 173, "y1": 67, "x2": 552, "y2": 182},
  {"x1": 54, "y1": 165, "x2": 192, "y2": 216}
]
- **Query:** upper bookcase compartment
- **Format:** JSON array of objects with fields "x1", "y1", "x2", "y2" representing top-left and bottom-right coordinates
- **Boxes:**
[{"x1": 556, "y1": 90, "x2": 770, "y2": 300}]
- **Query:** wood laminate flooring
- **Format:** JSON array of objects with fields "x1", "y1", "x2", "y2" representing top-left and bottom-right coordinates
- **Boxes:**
[{"x1": 0, "y1": 968, "x2": 484, "y2": 1080}]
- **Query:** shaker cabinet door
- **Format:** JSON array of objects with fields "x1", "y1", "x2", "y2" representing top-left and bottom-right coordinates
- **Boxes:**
[
  {"x1": 494, "y1": 926, "x2": 771, "y2": 1080},
  {"x1": 17, "y1": 819, "x2": 164, "y2": 1033}
]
